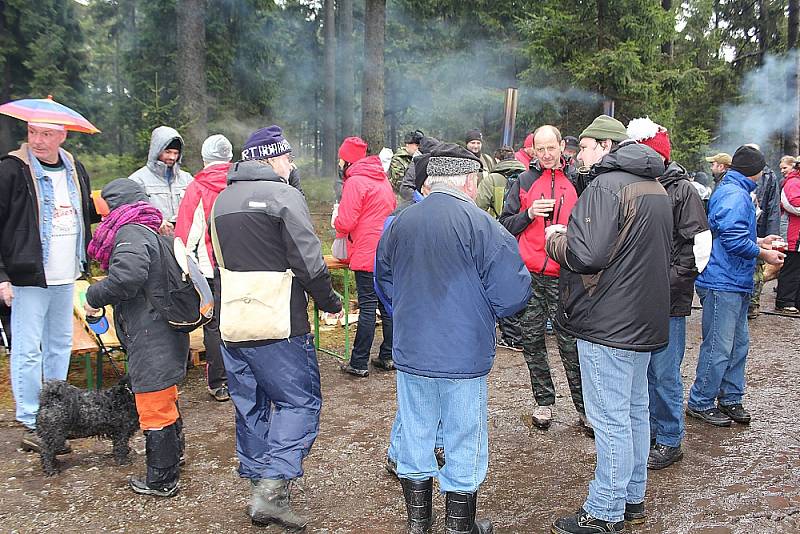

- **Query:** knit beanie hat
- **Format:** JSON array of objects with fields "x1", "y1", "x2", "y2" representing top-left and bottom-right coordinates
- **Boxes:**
[
  {"x1": 201, "y1": 134, "x2": 233, "y2": 164},
  {"x1": 580, "y1": 115, "x2": 629, "y2": 142},
  {"x1": 730, "y1": 145, "x2": 766, "y2": 177},
  {"x1": 338, "y1": 136, "x2": 368, "y2": 164},
  {"x1": 165, "y1": 137, "x2": 183, "y2": 152},
  {"x1": 626, "y1": 117, "x2": 671, "y2": 161},
  {"x1": 564, "y1": 136, "x2": 579, "y2": 151},
  {"x1": 242, "y1": 125, "x2": 292, "y2": 161},
  {"x1": 523, "y1": 133, "x2": 534, "y2": 149},
  {"x1": 465, "y1": 129, "x2": 483, "y2": 143}
]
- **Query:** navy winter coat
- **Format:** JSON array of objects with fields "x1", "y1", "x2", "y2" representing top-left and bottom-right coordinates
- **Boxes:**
[{"x1": 375, "y1": 186, "x2": 531, "y2": 379}]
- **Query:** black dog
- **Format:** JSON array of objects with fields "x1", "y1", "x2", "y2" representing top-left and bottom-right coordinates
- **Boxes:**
[{"x1": 36, "y1": 376, "x2": 139, "y2": 476}]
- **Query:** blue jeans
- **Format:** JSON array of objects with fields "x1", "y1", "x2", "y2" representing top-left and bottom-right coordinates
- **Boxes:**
[
  {"x1": 687, "y1": 288, "x2": 750, "y2": 411},
  {"x1": 222, "y1": 334, "x2": 321, "y2": 480},
  {"x1": 395, "y1": 371, "x2": 488, "y2": 493},
  {"x1": 350, "y1": 270, "x2": 392, "y2": 371},
  {"x1": 10, "y1": 284, "x2": 74, "y2": 429},
  {"x1": 387, "y1": 410, "x2": 444, "y2": 462},
  {"x1": 578, "y1": 339, "x2": 651, "y2": 522},
  {"x1": 648, "y1": 316, "x2": 686, "y2": 448}
]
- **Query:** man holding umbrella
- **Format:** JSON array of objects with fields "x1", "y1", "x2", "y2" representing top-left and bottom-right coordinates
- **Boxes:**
[{"x1": 0, "y1": 97, "x2": 99, "y2": 452}]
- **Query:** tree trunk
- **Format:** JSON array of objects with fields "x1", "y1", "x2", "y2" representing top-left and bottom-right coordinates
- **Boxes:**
[
  {"x1": 597, "y1": 0, "x2": 608, "y2": 49},
  {"x1": 338, "y1": 0, "x2": 355, "y2": 137},
  {"x1": 788, "y1": 0, "x2": 800, "y2": 155},
  {"x1": 361, "y1": 0, "x2": 386, "y2": 153},
  {"x1": 661, "y1": 0, "x2": 674, "y2": 59},
  {"x1": 0, "y1": 7, "x2": 14, "y2": 154},
  {"x1": 756, "y1": 0, "x2": 768, "y2": 64},
  {"x1": 176, "y1": 0, "x2": 207, "y2": 172},
  {"x1": 323, "y1": 0, "x2": 337, "y2": 177}
]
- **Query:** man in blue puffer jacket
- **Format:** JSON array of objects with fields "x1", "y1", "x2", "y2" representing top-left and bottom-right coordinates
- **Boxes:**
[
  {"x1": 687, "y1": 145, "x2": 784, "y2": 427},
  {"x1": 376, "y1": 144, "x2": 531, "y2": 534}
]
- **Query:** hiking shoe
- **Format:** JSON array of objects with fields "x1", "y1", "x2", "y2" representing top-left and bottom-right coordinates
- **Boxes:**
[
  {"x1": 774, "y1": 306, "x2": 800, "y2": 316},
  {"x1": 578, "y1": 413, "x2": 594, "y2": 438},
  {"x1": 386, "y1": 456, "x2": 398, "y2": 478},
  {"x1": 496, "y1": 338, "x2": 516, "y2": 351},
  {"x1": 21, "y1": 430, "x2": 72, "y2": 455},
  {"x1": 128, "y1": 476, "x2": 179, "y2": 497},
  {"x1": 434, "y1": 447, "x2": 446, "y2": 468},
  {"x1": 532, "y1": 406, "x2": 553, "y2": 429},
  {"x1": 208, "y1": 384, "x2": 230, "y2": 402},
  {"x1": 624, "y1": 502, "x2": 646, "y2": 525},
  {"x1": 551, "y1": 508, "x2": 625, "y2": 533},
  {"x1": 718, "y1": 403, "x2": 751, "y2": 424},
  {"x1": 340, "y1": 363, "x2": 369, "y2": 377},
  {"x1": 747, "y1": 306, "x2": 760, "y2": 319},
  {"x1": 371, "y1": 358, "x2": 395, "y2": 371},
  {"x1": 647, "y1": 444, "x2": 683, "y2": 470},
  {"x1": 686, "y1": 406, "x2": 732, "y2": 427}
]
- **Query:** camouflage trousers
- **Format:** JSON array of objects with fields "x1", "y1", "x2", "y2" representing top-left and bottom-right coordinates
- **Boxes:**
[
  {"x1": 750, "y1": 259, "x2": 765, "y2": 309},
  {"x1": 519, "y1": 272, "x2": 584, "y2": 414}
]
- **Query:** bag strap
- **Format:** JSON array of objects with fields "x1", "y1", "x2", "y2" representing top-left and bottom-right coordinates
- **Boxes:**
[{"x1": 133, "y1": 224, "x2": 173, "y2": 309}]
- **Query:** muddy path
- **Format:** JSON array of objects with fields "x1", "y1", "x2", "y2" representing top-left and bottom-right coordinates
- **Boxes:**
[{"x1": 1, "y1": 282, "x2": 799, "y2": 533}]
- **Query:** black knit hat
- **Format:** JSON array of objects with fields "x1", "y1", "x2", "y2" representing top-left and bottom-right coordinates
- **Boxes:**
[
  {"x1": 165, "y1": 137, "x2": 182, "y2": 152},
  {"x1": 730, "y1": 145, "x2": 766, "y2": 177},
  {"x1": 465, "y1": 129, "x2": 483, "y2": 143}
]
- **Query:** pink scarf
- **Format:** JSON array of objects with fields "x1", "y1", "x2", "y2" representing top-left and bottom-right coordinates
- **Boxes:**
[{"x1": 88, "y1": 202, "x2": 163, "y2": 270}]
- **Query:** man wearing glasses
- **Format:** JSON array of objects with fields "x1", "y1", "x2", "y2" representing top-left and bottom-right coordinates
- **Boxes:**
[{"x1": 499, "y1": 125, "x2": 587, "y2": 433}]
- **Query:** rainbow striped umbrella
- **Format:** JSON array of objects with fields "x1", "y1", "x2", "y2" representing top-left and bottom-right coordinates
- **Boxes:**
[{"x1": 0, "y1": 95, "x2": 100, "y2": 134}]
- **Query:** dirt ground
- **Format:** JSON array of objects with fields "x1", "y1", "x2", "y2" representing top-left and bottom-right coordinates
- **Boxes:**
[{"x1": 1, "y1": 281, "x2": 799, "y2": 534}]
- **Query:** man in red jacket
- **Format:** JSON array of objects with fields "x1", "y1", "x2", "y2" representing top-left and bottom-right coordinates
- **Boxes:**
[
  {"x1": 175, "y1": 134, "x2": 232, "y2": 401},
  {"x1": 334, "y1": 137, "x2": 397, "y2": 377},
  {"x1": 500, "y1": 125, "x2": 587, "y2": 432}
]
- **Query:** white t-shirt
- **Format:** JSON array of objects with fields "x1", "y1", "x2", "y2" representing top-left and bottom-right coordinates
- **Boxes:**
[{"x1": 42, "y1": 163, "x2": 80, "y2": 285}]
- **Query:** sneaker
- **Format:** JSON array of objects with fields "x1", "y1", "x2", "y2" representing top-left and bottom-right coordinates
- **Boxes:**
[
  {"x1": 496, "y1": 338, "x2": 514, "y2": 350},
  {"x1": 546, "y1": 319, "x2": 554, "y2": 335},
  {"x1": 386, "y1": 456, "x2": 398, "y2": 478},
  {"x1": 551, "y1": 508, "x2": 625, "y2": 533},
  {"x1": 508, "y1": 343, "x2": 524, "y2": 353},
  {"x1": 208, "y1": 384, "x2": 230, "y2": 402},
  {"x1": 774, "y1": 306, "x2": 800, "y2": 316},
  {"x1": 686, "y1": 406, "x2": 732, "y2": 427},
  {"x1": 747, "y1": 306, "x2": 760, "y2": 319},
  {"x1": 718, "y1": 403, "x2": 751, "y2": 424},
  {"x1": 340, "y1": 363, "x2": 369, "y2": 377},
  {"x1": 624, "y1": 502, "x2": 646, "y2": 525},
  {"x1": 371, "y1": 358, "x2": 395, "y2": 371},
  {"x1": 532, "y1": 406, "x2": 553, "y2": 429},
  {"x1": 578, "y1": 413, "x2": 594, "y2": 438},
  {"x1": 128, "y1": 476, "x2": 179, "y2": 497},
  {"x1": 647, "y1": 444, "x2": 683, "y2": 470},
  {"x1": 20, "y1": 430, "x2": 42, "y2": 454}
]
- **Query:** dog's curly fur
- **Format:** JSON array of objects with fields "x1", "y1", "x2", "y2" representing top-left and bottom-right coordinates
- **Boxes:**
[{"x1": 36, "y1": 375, "x2": 139, "y2": 476}]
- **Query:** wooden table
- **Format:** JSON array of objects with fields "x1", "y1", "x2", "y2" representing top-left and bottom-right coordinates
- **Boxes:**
[
  {"x1": 313, "y1": 256, "x2": 351, "y2": 361},
  {"x1": 72, "y1": 315, "x2": 102, "y2": 389}
]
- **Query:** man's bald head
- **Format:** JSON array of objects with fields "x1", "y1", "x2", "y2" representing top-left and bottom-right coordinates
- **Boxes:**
[{"x1": 532, "y1": 125, "x2": 564, "y2": 170}]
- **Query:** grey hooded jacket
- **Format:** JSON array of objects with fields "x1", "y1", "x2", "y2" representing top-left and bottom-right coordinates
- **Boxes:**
[
  {"x1": 86, "y1": 178, "x2": 189, "y2": 393},
  {"x1": 128, "y1": 126, "x2": 193, "y2": 222}
]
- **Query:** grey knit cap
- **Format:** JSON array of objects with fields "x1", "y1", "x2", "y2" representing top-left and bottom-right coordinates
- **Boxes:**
[{"x1": 201, "y1": 134, "x2": 233, "y2": 164}]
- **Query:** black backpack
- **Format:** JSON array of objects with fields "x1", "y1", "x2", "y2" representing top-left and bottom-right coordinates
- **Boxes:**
[
  {"x1": 502, "y1": 169, "x2": 524, "y2": 209},
  {"x1": 137, "y1": 226, "x2": 214, "y2": 333}
]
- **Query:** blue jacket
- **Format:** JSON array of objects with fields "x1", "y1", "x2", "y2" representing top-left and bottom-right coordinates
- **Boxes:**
[
  {"x1": 375, "y1": 185, "x2": 531, "y2": 379},
  {"x1": 696, "y1": 170, "x2": 760, "y2": 293}
]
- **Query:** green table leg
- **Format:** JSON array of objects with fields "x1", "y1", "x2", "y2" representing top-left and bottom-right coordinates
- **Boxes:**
[{"x1": 85, "y1": 352, "x2": 94, "y2": 390}]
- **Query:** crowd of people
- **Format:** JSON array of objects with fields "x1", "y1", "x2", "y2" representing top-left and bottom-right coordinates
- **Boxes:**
[{"x1": 0, "y1": 108, "x2": 798, "y2": 534}]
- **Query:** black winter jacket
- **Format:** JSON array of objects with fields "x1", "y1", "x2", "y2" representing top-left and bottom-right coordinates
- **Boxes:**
[
  {"x1": 0, "y1": 146, "x2": 98, "y2": 286},
  {"x1": 660, "y1": 162, "x2": 710, "y2": 316},
  {"x1": 546, "y1": 142, "x2": 673, "y2": 351},
  {"x1": 86, "y1": 223, "x2": 189, "y2": 394},
  {"x1": 211, "y1": 162, "x2": 341, "y2": 348}
]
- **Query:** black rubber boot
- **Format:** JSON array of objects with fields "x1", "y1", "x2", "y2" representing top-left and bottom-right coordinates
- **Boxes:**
[
  {"x1": 400, "y1": 477, "x2": 435, "y2": 533},
  {"x1": 445, "y1": 491, "x2": 493, "y2": 534},
  {"x1": 250, "y1": 478, "x2": 308, "y2": 531},
  {"x1": 174, "y1": 412, "x2": 186, "y2": 466},
  {"x1": 129, "y1": 424, "x2": 180, "y2": 497}
]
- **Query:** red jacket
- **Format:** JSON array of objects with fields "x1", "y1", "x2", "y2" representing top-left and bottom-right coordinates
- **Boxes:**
[
  {"x1": 783, "y1": 170, "x2": 800, "y2": 251},
  {"x1": 174, "y1": 162, "x2": 230, "y2": 278},
  {"x1": 501, "y1": 166, "x2": 577, "y2": 276},
  {"x1": 515, "y1": 148, "x2": 532, "y2": 170},
  {"x1": 334, "y1": 156, "x2": 396, "y2": 272}
]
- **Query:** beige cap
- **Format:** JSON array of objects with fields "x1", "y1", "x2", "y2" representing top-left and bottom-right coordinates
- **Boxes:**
[{"x1": 705, "y1": 152, "x2": 732, "y2": 165}]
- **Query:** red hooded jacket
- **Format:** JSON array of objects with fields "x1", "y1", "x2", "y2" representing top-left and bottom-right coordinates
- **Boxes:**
[
  {"x1": 783, "y1": 169, "x2": 800, "y2": 251},
  {"x1": 175, "y1": 162, "x2": 230, "y2": 278},
  {"x1": 334, "y1": 156, "x2": 396, "y2": 272}
]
